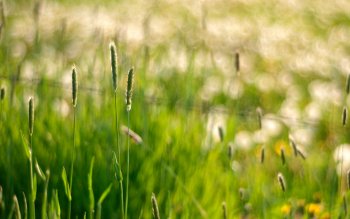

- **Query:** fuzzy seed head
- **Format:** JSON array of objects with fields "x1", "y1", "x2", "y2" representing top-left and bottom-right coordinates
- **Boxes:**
[
  {"x1": 281, "y1": 148, "x2": 286, "y2": 165},
  {"x1": 110, "y1": 42, "x2": 118, "y2": 92},
  {"x1": 151, "y1": 193, "x2": 160, "y2": 219},
  {"x1": 260, "y1": 147, "x2": 265, "y2": 164},
  {"x1": 239, "y1": 188, "x2": 245, "y2": 200},
  {"x1": 218, "y1": 126, "x2": 224, "y2": 142},
  {"x1": 126, "y1": 67, "x2": 134, "y2": 111},
  {"x1": 347, "y1": 74, "x2": 350, "y2": 94},
  {"x1": 277, "y1": 172, "x2": 286, "y2": 192},
  {"x1": 29, "y1": 97, "x2": 34, "y2": 136},
  {"x1": 0, "y1": 87, "x2": 4, "y2": 101},
  {"x1": 256, "y1": 107, "x2": 262, "y2": 130},
  {"x1": 235, "y1": 52, "x2": 240, "y2": 72},
  {"x1": 297, "y1": 149, "x2": 306, "y2": 160},
  {"x1": 72, "y1": 66, "x2": 78, "y2": 107},
  {"x1": 347, "y1": 169, "x2": 350, "y2": 190},
  {"x1": 289, "y1": 138, "x2": 298, "y2": 157},
  {"x1": 222, "y1": 202, "x2": 227, "y2": 219},
  {"x1": 228, "y1": 144, "x2": 233, "y2": 160},
  {"x1": 343, "y1": 106, "x2": 347, "y2": 127}
]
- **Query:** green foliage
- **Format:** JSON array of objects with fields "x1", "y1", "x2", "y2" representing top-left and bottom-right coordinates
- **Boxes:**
[{"x1": 61, "y1": 167, "x2": 71, "y2": 201}]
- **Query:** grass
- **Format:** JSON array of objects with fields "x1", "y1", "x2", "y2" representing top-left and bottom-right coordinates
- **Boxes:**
[{"x1": 1, "y1": 0, "x2": 350, "y2": 218}]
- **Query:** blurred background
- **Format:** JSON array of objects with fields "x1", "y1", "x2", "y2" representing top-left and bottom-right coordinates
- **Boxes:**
[{"x1": 1, "y1": 0, "x2": 350, "y2": 218}]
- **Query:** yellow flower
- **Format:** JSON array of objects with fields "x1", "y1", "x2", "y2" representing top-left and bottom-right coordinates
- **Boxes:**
[
  {"x1": 274, "y1": 140, "x2": 291, "y2": 155},
  {"x1": 307, "y1": 203, "x2": 322, "y2": 216},
  {"x1": 281, "y1": 204, "x2": 291, "y2": 215}
]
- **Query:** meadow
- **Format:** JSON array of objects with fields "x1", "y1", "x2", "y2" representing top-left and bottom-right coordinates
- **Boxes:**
[{"x1": 1, "y1": 0, "x2": 350, "y2": 218}]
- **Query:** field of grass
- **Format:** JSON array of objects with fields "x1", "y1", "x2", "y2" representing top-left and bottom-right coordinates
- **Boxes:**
[{"x1": 1, "y1": 0, "x2": 350, "y2": 218}]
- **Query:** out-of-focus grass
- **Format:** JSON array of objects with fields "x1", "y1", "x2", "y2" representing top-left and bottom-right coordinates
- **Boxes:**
[{"x1": 1, "y1": 0, "x2": 350, "y2": 218}]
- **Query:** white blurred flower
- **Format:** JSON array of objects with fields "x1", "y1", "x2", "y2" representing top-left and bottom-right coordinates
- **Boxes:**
[
  {"x1": 334, "y1": 144, "x2": 350, "y2": 176},
  {"x1": 262, "y1": 115, "x2": 283, "y2": 138},
  {"x1": 234, "y1": 131, "x2": 253, "y2": 150},
  {"x1": 53, "y1": 99, "x2": 70, "y2": 117},
  {"x1": 203, "y1": 109, "x2": 227, "y2": 150}
]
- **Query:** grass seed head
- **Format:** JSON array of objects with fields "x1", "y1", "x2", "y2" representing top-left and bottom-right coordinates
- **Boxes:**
[
  {"x1": 121, "y1": 125, "x2": 143, "y2": 144},
  {"x1": 297, "y1": 149, "x2": 306, "y2": 160},
  {"x1": 218, "y1": 126, "x2": 224, "y2": 142},
  {"x1": 281, "y1": 148, "x2": 286, "y2": 165},
  {"x1": 222, "y1": 202, "x2": 227, "y2": 219},
  {"x1": 277, "y1": 172, "x2": 286, "y2": 192},
  {"x1": 289, "y1": 137, "x2": 298, "y2": 157},
  {"x1": 260, "y1": 147, "x2": 265, "y2": 164},
  {"x1": 126, "y1": 67, "x2": 134, "y2": 111},
  {"x1": 343, "y1": 106, "x2": 347, "y2": 127},
  {"x1": 151, "y1": 193, "x2": 160, "y2": 219},
  {"x1": 29, "y1": 97, "x2": 34, "y2": 136},
  {"x1": 0, "y1": 87, "x2": 4, "y2": 100},
  {"x1": 256, "y1": 107, "x2": 262, "y2": 130},
  {"x1": 109, "y1": 41, "x2": 118, "y2": 92},
  {"x1": 347, "y1": 169, "x2": 350, "y2": 190},
  {"x1": 239, "y1": 188, "x2": 245, "y2": 200},
  {"x1": 72, "y1": 66, "x2": 78, "y2": 107},
  {"x1": 228, "y1": 144, "x2": 233, "y2": 160},
  {"x1": 235, "y1": 51, "x2": 240, "y2": 72},
  {"x1": 347, "y1": 74, "x2": 350, "y2": 94}
]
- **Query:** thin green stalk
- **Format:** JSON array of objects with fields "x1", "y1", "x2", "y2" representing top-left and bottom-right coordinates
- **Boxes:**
[
  {"x1": 68, "y1": 106, "x2": 76, "y2": 219},
  {"x1": 0, "y1": 101, "x2": 2, "y2": 124},
  {"x1": 29, "y1": 135, "x2": 35, "y2": 219},
  {"x1": 42, "y1": 172, "x2": 49, "y2": 219},
  {"x1": 96, "y1": 204, "x2": 102, "y2": 219},
  {"x1": 125, "y1": 111, "x2": 130, "y2": 219},
  {"x1": 341, "y1": 146, "x2": 344, "y2": 193},
  {"x1": 114, "y1": 90, "x2": 124, "y2": 219},
  {"x1": 120, "y1": 181, "x2": 125, "y2": 219},
  {"x1": 114, "y1": 92, "x2": 121, "y2": 165}
]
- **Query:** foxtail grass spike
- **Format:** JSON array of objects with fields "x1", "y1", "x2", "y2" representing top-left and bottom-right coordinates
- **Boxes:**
[
  {"x1": 0, "y1": 87, "x2": 4, "y2": 100},
  {"x1": 347, "y1": 74, "x2": 350, "y2": 94},
  {"x1": 29, "y1": 97, "x2": 34, "y2": 136},
  {"x1": 260, "y1": 147, "x2": 265, "y2": 164},
  {"x1": 343, "y1": 106, "x2": 347, "y2": 127},
  {"x1": 222, "y1": 202, "x2": 227, "y2": 219},
  {"x1": 277, "y1": 172, "x2": 286, "y2": 192},
  {"x1": 72, "y1": 66, "x2": 78, "y2": 107},
  {"x1": 347, "y1": 169, "x2": 350, "y2": 190},
  {"x1": 218, "y1": 126, "x2": 224, "y2": 142},
  {"x1": 281, "y1": 148, "x2": 286, "y2": 165},
  {"x1": 151, "y1": 193, "x2": 160, "y2": 219},
  {"x1": 235, "y1": 52, "x2": 240, "y2": 73},
  {"x1": 228, "y1": 144, "x2": 233, "y2": 160},
  {"x1": 126, "y1": 67, "x2": 134, "y2": 111},
  {"x1": 289, "y1": 138, "x2": 298, "y2": 157},
  {"x1": 239, "y1": 188, "x2": 245, "y2": 201},
  {"x1": 110, "y1": 41, "x2": 118, "y2": 92},
  {"x1": 256, "y1": 107, "x2": 262, "y2": 130},
  {"x1": 297, "y1": 149, "x2": 306, "y2": 160}
]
